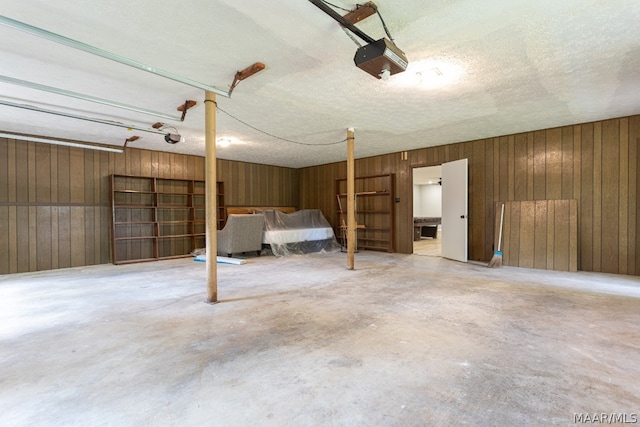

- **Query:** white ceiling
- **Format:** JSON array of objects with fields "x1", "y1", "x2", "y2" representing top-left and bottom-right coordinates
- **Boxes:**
[{"x1": 1, "y1": 1, "x2": 639, "y2": 169}]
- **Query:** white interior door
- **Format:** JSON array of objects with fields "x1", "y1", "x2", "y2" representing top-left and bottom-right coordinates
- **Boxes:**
[{"x1": 441, "y1": 158, "x2": 468, "y2": 262}]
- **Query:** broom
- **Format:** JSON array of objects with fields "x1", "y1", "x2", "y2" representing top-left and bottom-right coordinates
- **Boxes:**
[{"x1": 488, "y1": 203, "x2": 505, "y2": 268}]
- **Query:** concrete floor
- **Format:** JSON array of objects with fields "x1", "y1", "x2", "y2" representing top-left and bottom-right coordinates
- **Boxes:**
[{"x1": 1, "y1": 251, "x2": 639, "y2": 427}]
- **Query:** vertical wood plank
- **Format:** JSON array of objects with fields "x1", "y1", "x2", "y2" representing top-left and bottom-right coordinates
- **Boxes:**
[
  {"x1": 15, "y1": 140, "x2": 29, "y2": 203},
  {"x1": 554, "y1": 200, "x2": 570, "y2": 271},
  {"x1": 7, "y1": 139, "x2": 16, "y2": 203},
  {"x1": 592, "y1": 121, "x2": 602, "y2": 271},
  {"x1": 84, "y1": 207, "x2": 96, "y2": 266},
  {"x1": 51, "y1": 206, "x2": 59, "y2": 269},
  {"x1": 70, "y1": 207, "x2": 85, "y2": 267},
  {"x1": 28, "y1": 142, "x2": 36, "y2": 202},
  {"x1": 0, "y1": 207, "x2": 8, "y2": 274},
  {"x1": 618, "y1": 118, "x2": 629, "y2": 274},
  {"x1": 69, "y1": 148, "x2": 85, "y2": 204},
  {"x1": 0, "y1": 140, "x2": 8, "y2": 203},
  {"x1": 57, "y1": 147, "x2": 70, "y2": 203},
  {"x1": 546, "y1": 201, "x2": 556, "y2": 270},
  {"x1": 561, "y1": 126, "x2": 574, "y2": 200},
  {"x1": 58, "y1": 207, "x2": 71, "y2": 269},
  {"x1": 545, "y1": 128, "x2": 562, "y2": 200},
  {"x1": 508, "y1": 202, "x2": 520, "y2": 266},
  {"x1": 526, "y1": 132, "x2": 535, "y2": 200},
  {"x1": 533, "y1": 200, "x2": 547, "y2": 269},
  {"x1": 8, "y1": 206, "x2": 17, "y2": 273},
  {"x1": 507, "y1": 135, "x2": 515, "y2": 201},
  {"x1": 140, "y1": 150, "x2": 152, "y2": 177},
  {"x1": 572, "y1": 125, "x2": 581, "y2": 268},
  {"x1": 533, "y1": 130, "x2": 546, "y2": 200},
  {"x1": 514, "y1": 134, "x2": 528, "y2": 201},
  {"x1": 28, "y1": 206, "x2": 37, "y2": 271},
  {"x1": 580, "y1": 123, "x2": 594, "y2": 271},
  {"x1": 518, "y1": 201, "x2": 535, "y2": 268},
  {"x1": 50, "y1": 145, "x2": 58, "y2": 203},
  {"x1": 629, "y1": 116, "x2": 639, "y2": 274},
  {"x1": 16, "y1": 206, "x2": 29, "y2": 272},
  {"x1": 502, "y1": 201, "x2": 512, "y2": 265},
  {"x1": 569, "y1": 199, "x2": 578, "y2": 272},
  {"x1": 600, "y1": 119, "x2": 618, "y2": 273},
  {"x1": 35, "y1": 144, "x2": 51, "y2": 203},
  {"x1": 498, "y1": 137, "x2": 509, "y2": 202},
  {"x1": 36, "y1": 206, "x2": 52, "y2": 271}
]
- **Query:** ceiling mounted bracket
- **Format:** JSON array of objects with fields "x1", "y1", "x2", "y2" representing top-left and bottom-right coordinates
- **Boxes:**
[
  {"x1": 123, "y1": 135, "x2": 139, "y2": 148},
  {"x1": 228, "y1": 62, "x2": 266, "y2": 96},
  {"x1": 177, "y1": 100, "x2": 197, "y2": 121},
  {"x1": 342, "y1": 2, "x2": 378, "y2": 25}
]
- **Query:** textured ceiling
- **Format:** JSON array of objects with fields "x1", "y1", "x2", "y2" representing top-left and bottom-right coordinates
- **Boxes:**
[{"x1": 1, "y1": 1, "x2": 639, "y2": 168}]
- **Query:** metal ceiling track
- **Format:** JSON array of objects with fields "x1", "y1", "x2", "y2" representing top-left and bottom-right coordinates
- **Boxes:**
[
  {"x1": 0, "y1": 15, "x2": 232, "y2": 98},
  {"x1": 0, "y1": 99, "x2": 165, "y2": 135},
  {"x1": 0, "y1": 75, "x2": 183, "y2": 121}
]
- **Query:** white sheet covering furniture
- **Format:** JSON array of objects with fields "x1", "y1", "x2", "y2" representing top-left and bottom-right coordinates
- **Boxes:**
[{"x1": 257, "y1": 209, "x2": 339, "y2": 257}]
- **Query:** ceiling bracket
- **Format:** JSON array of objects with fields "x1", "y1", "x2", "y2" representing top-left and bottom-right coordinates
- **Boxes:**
[
  {"x1": 123, "y1": 135, "x2": 139, "y2": 148},
  {"x1": 228, "y1": 62, "x2": 266, "y2": 96},
  {"x1": 177, "y1": 100, "x2": 197, "y2": 121}
]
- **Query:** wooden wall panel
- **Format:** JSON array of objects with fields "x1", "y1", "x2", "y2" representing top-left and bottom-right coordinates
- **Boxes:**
[
  {"x1": 297, "y1": 115, "x2": 639, "y2": 275},
  {"x1": 629, "y1": 116, "x2": 639, "y2": 275},
  {"x1": 500, "y1": 200, "x2": 577, "y2": 272},
  {"x1": 0, "y1": 206, "x2": 8, "y2": 273},
  {"x1": 2, "y1": 112, "x2": 639, "y2": 275},
  {"x1": 0, "y1": 138, "x2": 297, "y2": 274},
  {"x1": 601, "y1": 120, "x2": 619, "y2": 272}
]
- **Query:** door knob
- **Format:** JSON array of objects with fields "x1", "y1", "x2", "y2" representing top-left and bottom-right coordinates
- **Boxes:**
[{"x1": 460, "y1": 215, "x2": 466, "y2": 219}]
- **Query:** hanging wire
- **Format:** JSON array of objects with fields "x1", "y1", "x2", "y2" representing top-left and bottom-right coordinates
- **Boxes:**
[
  {"x1": 373, "y1": 5, "x2": 396, "y2": 43},
  {"x1": 216, "y1": 105, "x2": 346, "y2": 146},
  {"x1": 319, "y1": 0, "x2": 351, "y2": 13}
]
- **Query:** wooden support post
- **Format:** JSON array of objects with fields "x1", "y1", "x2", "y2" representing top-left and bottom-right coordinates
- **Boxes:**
[
  {"x1": 205, "y1": 91, "x2": 218, "y2": 303},
  {"x1": 347, "y1": 128, "x2": 355, "y2": 270}
]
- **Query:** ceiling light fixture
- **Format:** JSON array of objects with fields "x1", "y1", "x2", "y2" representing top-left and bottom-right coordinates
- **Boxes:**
[
  {"x1": 164, "y1": 133, "x2": 183, "y2": 144},
  {"x1": 153, "y1": 122, "x2": 184, "y2": 144},
  {"x1": 0, "y1": 132, "x2": 123, "y2": 153}
]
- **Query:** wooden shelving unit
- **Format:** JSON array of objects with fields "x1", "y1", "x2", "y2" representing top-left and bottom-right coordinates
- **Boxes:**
[
  {"x1": 336, "y1": 173, "x2": 395, "y2": 252},
  {"x1": 110, "y1": 175, "x2": 225, "y2": 264}
]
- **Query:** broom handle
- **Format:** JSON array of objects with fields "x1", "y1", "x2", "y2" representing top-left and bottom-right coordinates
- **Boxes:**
[{"x1": 497, "y1": 203, "x2": 505, "y2": 251}]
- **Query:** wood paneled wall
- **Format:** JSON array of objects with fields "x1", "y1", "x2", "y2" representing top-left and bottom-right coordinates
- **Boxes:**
[
  {"x1": 498, "y1": 200, "x2": 578, "y2": 272},
  {"x1": 298, "y1": 115, "x2": 640, "y2": 275},
  {"x1": 0, "y1": 140, "x2": 298, "y2": 274}
]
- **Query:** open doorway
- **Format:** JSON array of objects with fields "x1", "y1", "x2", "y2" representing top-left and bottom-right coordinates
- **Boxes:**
[{"x1": 412, "y1": 165, "x2": 442, "y2": 256}]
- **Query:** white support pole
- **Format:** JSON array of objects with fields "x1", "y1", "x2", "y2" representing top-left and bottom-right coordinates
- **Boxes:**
[
  {"x1": 347, "y1": 128, "x2": 355, "y2": 270},
  {"x1": 205, "y1": 91, "x2": 218, "y2": 303}
]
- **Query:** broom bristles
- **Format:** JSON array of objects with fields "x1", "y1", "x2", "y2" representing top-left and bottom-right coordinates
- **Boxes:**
[{"x1": 488, "y1": 250, "x2": 503, "y2": 268}]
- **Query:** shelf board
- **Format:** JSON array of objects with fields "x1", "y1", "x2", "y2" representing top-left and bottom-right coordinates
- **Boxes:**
[
  {"x1": 113, "y1": 190, "x2": 156, "y2": 194},
  {"x1": 114, "y1": 204, "x2": 156, "y2": 209},
  {"x1": 114, "y1": 221, "x2": 156, "y2": 225},
  {"x1": 114, "y1": 236, "x2": 156, "y2": 241}
]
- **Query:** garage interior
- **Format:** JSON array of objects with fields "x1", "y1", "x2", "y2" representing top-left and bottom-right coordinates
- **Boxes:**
[{"x1": 1, "y1": 1, "x2": 640, "y2": 426}]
